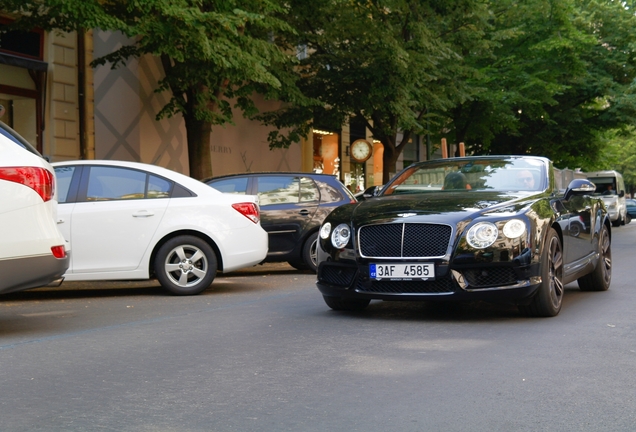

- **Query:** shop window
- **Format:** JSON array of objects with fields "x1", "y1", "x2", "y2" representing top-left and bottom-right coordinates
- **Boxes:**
[{"x1": 0, "y1": 22, "x2": 44, "y2": 59}]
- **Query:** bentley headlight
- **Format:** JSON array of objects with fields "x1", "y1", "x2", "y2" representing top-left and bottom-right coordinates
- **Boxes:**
[
  {"x1": 320, "y1": 222, "x2": 332, "y2": 239},
  {"x1": 466, "y1": 222, "x2": 498, "y2": 249},
  {"x1": 331, "y1": 223, "x2": 351, "y2": 249},
  {"x1": 502, "y1": 219, "x2": 526, "y2": 239}
]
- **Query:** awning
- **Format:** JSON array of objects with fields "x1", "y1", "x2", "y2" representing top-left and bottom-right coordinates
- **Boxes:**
[{"x1": 0, "y1": 52, "x2": 48, "y2": 72}]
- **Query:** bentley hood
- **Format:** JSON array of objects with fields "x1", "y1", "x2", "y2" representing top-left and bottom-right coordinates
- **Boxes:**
[{"x1": 350, "y1": 191, "x2": 537, "y2": 225}]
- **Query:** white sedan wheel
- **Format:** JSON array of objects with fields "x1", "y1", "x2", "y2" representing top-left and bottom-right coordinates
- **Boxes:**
[{"x1": 155, "y1": 235, "x2": 217, "y2": 295}]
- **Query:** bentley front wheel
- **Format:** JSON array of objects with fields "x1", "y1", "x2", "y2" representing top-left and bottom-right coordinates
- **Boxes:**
[{"x1": 519, "y1": 228, "x2": 563, "y2": 317}]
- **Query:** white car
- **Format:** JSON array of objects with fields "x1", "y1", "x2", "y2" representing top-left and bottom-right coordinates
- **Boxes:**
[
  {"x1": 52, "y1": 160, "x2": 268, "y2": 295},
  {"x1": 0, "y1": 122, "x2": 70, "y2": 294}
]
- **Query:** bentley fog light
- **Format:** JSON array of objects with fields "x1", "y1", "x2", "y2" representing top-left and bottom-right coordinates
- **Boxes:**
[
  {"x1": 331, "y1": 223, "x2": 351, "y2": 249},
  {"x1": 466, "y1": 222, "x2": 498, "y2": 249},
  {"x1": 320, "y1": 222, "x2": 332, "y2": 240},
  {"x1": 502, "y1": 219, "x2": 526, "y2": 239}
]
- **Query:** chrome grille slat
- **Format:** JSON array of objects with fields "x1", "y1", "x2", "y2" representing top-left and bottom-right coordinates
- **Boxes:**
[{"x1": 359, "y1": 223, "x2": 452, "y2": 259}]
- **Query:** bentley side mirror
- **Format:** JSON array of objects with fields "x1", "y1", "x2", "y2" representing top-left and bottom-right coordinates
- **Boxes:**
[{"x1": 564, "y1": 179, "x2": 596, "y2": 200}]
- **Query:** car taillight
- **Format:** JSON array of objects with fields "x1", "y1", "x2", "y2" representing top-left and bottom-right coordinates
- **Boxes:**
[
  {"x1": 232, "y1": 202, "x2": 260, "y2": 224},
  {"x1": 51, "y1": 245, "x2": 66, "y2": 259},
  {"x1": 0, "y1": 167, "x2": 54, "y2": 202}
]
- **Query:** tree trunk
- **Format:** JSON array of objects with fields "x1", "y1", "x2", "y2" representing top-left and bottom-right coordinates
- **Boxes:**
[
  {"x1": 184, "y1": 114, "x2": 213, "y2": 180},
  {"x1": 381, "y1": 143, "x2": 400, "y2": 184}
]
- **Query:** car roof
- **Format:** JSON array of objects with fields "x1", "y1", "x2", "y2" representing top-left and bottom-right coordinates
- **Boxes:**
[
  {"x1": 586, "y1": 170, "x2": 623, "y2": 178},
  {"x1": 51, "y1": 159, "x2": 215, "y2": 194},
  {"x1": 204, "y1": 172, "x2": 342, "y2": 182},
  {"x1": 410, "y1": 155, "x2": 550, "y2": 164}
]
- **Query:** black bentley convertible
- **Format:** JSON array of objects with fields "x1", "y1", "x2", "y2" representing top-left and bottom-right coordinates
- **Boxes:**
[{"x1": 316, "y1": 156, "x2": 612, "y2": 317}]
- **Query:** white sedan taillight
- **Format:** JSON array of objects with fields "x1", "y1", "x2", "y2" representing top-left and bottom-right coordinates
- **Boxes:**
[
  {"x1": 0, "y1": 166, "x2": 54, "y2": 202},
  {"x1": 231, "y1": 202, "x2": 260, "y2": 224}
]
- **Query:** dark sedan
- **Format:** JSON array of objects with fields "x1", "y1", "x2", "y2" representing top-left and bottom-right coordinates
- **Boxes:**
[
  {"x1": 316, "y1": 156, "x2": 612, "y2": 317},
  {"x1": 205, "y1": 172, "x2": 356, "y2": 272}
]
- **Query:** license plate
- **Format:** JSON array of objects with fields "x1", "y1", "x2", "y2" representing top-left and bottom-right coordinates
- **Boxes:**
[{"x1": 369, "y1": 263, "x2": 435, "y2": 280}]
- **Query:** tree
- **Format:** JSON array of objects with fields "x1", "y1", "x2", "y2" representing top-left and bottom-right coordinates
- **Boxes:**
[
  {"x1": 0, "y1": 0, "x2": 307, "y2": 179},
  {"x1": 260, "y1": 0, "x2": 492, "y2": 183},
  {"x1": 444, "y1": 0, "x2": 636, "y2": 170}
]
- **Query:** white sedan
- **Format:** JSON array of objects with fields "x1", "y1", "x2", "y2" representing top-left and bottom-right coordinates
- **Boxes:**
[{"x1": 52, "y1": 160, "x2": 268, "y2": 295}]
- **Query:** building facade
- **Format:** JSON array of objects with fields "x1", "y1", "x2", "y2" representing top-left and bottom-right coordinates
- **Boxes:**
[{"x1": 1, "y1": 27, "x2": 430, "y2": 189}]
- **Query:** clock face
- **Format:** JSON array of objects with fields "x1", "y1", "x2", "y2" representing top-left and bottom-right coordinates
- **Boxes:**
[{"x1": 351, "y1": 140, "x2": 372, "y2": 162}]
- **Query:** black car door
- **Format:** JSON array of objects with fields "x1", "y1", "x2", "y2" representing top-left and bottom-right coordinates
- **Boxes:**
[
  {"x1": 559, "y1": 193, "x2": 597, "y2": 264},
  {"x1": 255, "y1": 175, "x2": 319, "y2": 255}
]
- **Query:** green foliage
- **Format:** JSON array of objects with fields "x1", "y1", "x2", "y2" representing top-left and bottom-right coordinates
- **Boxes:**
[
  {"x1": 449, "y1": 0, "x2": 636, "y2": 170},
  {"x1": 260, "y1": 0, "x2": 493, "y2": 181},
  {"x1": 0, "y1": 0, "x2": 309, "y2": 178},
  {"x1": 3, "y1": 0, "x2": 636, "y2": 181}
]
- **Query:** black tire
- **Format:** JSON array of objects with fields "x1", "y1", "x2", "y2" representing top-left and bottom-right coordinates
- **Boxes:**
[
  {"x1": 612, "y1": 216, "x2": 621, "y2": 227},
  {"x1": 154, "y1": 235, "x2": 217, "y2": 295},
  {"x1": 626, "y1": 214, "x2": 632, "y2": 225},
  {"x1": 302, "y1": 232, "x2": 319, "y2": 273},
  {"x1": 519, "y1": 228, "x2": 564, "y2": 317},
  {"x1": 323, "y1": 295, "x2": 370, "y2": 311},
  {"x1": 578, "y1": 224, "x2": 611, "y2": 291}
]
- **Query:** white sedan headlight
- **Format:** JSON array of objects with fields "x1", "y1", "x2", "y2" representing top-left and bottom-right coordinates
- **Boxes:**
[
  {"x1": 502, "y1": 219, "x2": 526, "y2": 239},
  {"x1": 320, "y1": 222, "x2": 332, "y2": 239},
  {"x1": 466, "y1": 222, "x2": 498, "y2": 249},
  {"x1": 331, "y1": 223, "x2": 351, "y2": 249}
]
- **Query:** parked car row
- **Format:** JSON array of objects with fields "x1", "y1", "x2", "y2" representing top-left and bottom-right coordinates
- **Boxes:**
[
  {"x1": 4, "y1": 128, "x2": 355, "y2": 296},
  {"x1": 2, "y1": 125, "x2": 615, "y2": 317}
]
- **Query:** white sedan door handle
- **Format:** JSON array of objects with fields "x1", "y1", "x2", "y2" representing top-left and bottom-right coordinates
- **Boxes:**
[{"x1": 133, "y1": 210, "x2": 155, "y2": 218}]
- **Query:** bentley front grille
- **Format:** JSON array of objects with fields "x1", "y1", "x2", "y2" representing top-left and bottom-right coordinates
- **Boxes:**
[
  {"x1": 358, "y1": 223, "x2": 452, "y2": 258},
  {"x1": 318, "y1": 264, "x2": 357, "y2": 287},
  {"x1": 461, "y1": 267, "x2": 518, "y2": 288},
  {"x1": 355, "y1": 277, "x2": 454, "y2": 294}
]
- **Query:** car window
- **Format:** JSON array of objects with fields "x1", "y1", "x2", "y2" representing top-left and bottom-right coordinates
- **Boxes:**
[
  {"x1": 315, "y1": 179, "x2": 345, "y2": 203},
  {"x1": 55, "y1": 166, "x2": 76, "y2": 203},
  {"x1": 257, "y1": 176, "x2": 299, "y2": 205},
  {"x1": 85, "y1": 166, "x2": 172, "y2": 201},
  {"x1": 384, "y1": 158, "x2": 547, "y2": 194},
  {"x1": 86, "y1": 167, "x2": 146, "y2": 200},
  {"x1": 208, "y1": 177, "x2": 249, "y2": 194},
  {"x1": 148, "y1": 175, "x2": 172, "y2": 198},
  {"x1": 299, "y1": 177, "x2": 320, "y2": 202}
]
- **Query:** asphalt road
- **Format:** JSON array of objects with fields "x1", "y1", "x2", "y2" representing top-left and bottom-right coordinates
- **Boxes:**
[{"x1": 2, "y1": 224, "x2": 636, "y2": 431}]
